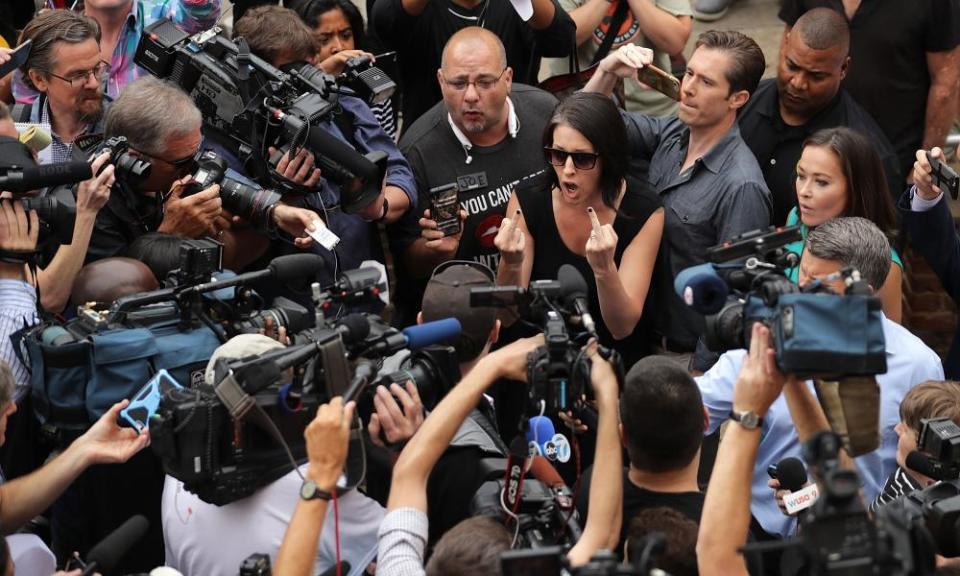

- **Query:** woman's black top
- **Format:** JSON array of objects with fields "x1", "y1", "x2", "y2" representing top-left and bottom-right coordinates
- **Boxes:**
[{"x1": 516, "y1": 176, "x2": 662, "y2": 369}]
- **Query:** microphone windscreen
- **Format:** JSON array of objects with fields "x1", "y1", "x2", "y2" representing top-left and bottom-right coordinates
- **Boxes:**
[
  {"x1": 269, "y1": 253, "x2": 326, "y2": 284},
  {"x1": 906, "y1": 450, "x2": 938, "y2": 479},
  {"x1": 529, "y1": 455, "x2": 565, "y2": 487},
  {"x1": 6, "y1": 161, "x2": 93, "y2": 193},
  {"x1": 87, "y1": 515, "x2": 149, "y2": 573},
  {"x1": 776, "y1": 457, "x2": 808, "y2": 492},
  {"x1": 558, "y1": 264, "x2": 589, "y2": 303},
  {"x1": 508, "y1": 435, "x2": 528, "y2": 459},
  {"x1": 674, "y1": 263, "x2": 728, "y2": 314},
  {"x1": 402, "y1": 317, "x2": 461, "y2": 350},
  {"x1": 525, "y1": 415, "x2": 556, "y2": 449},
  {"x1": 337, "y1": 313, "x2": 370, "y2": 344}
]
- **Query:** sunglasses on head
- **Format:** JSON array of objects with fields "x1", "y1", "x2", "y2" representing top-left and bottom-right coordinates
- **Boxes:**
[{"x1": 543, "y1": 147, "x2": 600, "y2": 170}]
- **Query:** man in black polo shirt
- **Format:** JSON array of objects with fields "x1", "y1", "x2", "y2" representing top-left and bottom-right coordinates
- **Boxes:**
[
  {"x1": 739, "y1": 7, "x2": 901, "y2": 225},
  {"x1": 779, "y1": 0, "x2": 960, "y2": 181}
]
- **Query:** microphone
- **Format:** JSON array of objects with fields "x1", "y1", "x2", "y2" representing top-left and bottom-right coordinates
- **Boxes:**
[
  {"x1": 503, "y1": 435, "x2": 528, "y2": 511},
  {"x1": 528, "y1": 455, "x2": 565, "y2": 488},
  {"x1": 335, "y1": 313, "x2": 371, "y2": 346},
  {"x1": 558, "y1": 264, "x2": 596, "y2": 335},
  {"x1": 81, "y1": 515, "x2": 149, "y2": 576},
  {"x1": 525, "y1": 415, "x2": 556, "y2": 455},
  {"x1": 0, "y1": 161, "x2": 92, "y2": 193},
  {"x1": 906, "y1": 450, "x2": 940, "y2": 479},
  {"x1": 776, "y1": 457, "x2": 808, "y2": 492},
  {"x1": 366, "y1": 318, "x2": 462, "y2": 355},
  {"x1": 181, "y1": 254, "x2": 326, "y2": 297},
  {"x1": 674, "y1": 263, "x2": 728, "y2": 314}
]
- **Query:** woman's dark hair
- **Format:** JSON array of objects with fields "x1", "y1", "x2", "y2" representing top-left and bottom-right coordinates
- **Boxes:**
[
  {"x1": 542, "y1": 92, "x2": 628, "y2": 209},
  {"x1": 290, "y1": 0, "x2": 367, "y2": 50},
  {"x1": 801, "y1": 127, "x2": 897, "y2": 237},
  {"x1": 122, "y1": 232, "x2": 185, "y2": 284}
]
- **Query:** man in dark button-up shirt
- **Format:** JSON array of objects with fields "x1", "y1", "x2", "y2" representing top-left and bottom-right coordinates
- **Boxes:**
[
  {"x1": 585, "y1": 31, "x2": 772, "y2": 354},
  {"x1": 739, "y1": 8, "x2": 901, "y2": 225}
]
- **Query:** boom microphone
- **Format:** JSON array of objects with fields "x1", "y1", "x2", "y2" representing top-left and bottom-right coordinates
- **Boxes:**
[
  {"x1": 81, "y1": 515, "x2": 149, "y2": 576},
  {"x1": 181, "y1": 253, "x2": 326, "y2": 296},
  {"x1": 674, "y1": 263, "x2": 728, "y2": 314},
  {"x1": 558, "y1": 264, "x2": 596, "y2": 335},
  {"x1": 0, "y1": 161, "x2": 93, "y2": 193}
]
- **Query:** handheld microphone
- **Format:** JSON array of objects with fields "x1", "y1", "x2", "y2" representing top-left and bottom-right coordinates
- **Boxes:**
[
  {"x1": 558, "y1": 264, "x2": 596, "y2": 335},
  {"x1": 366, "y1": 318, "x2": 461, "y2": 355},
  {"x1": 525, "y1": 415, "x2": 556, "y2": 455},
  {"x1": 503, "y1": 436, "x2": 528, "y2": 511},
  {"x1": 673, "y1": 263, "x2": 728, "y2": 315},
  {"x1": 776, "y1": 457, "x2": 808, "y2": 492},
  {"x1": 528, "y1": 455, "x2": 565, "y2": 488},
  {"x1": 0, "y1": 161, "x2": 93, "y2": 193},
  {"x1": 81, "y1": 514, "x2": 149, "y2": 576},
  {"x1": 906, "y1": 450, "x2": 940, "y2": 479}
]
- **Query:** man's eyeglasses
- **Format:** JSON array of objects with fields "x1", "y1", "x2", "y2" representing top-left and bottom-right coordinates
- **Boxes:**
[
  {"x1": 154, "y1": 137, "x2": 205, "y2": 172},
  {"x1": 48, "y1": 60, "x2": 109, "y2": 87},
  {"x1": 441, "y1": 68, "x2": 508, "y2": 92},
  {"x1": 543, "y1": 147, "x2": 600, "y2": 171}
]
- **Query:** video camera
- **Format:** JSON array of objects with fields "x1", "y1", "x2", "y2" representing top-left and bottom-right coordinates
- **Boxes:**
[
  {"x1": 134, "y1": 19, "x2": 391, "y2": 211},
  {"x1": 0, "y1": 135, "x2": 86, "y2": 248},
  {"x1": 470, "y1": 264, "x2": 620, "y2": 415},
  {"x1": 674, "y1": 226, "x2": 886, "y2": 378}
]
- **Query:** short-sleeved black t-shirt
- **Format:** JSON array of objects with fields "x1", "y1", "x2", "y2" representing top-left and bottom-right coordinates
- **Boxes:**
[
  {"x1": 779, "y1": 0, "x2": 960, "y2": 176},
  {"x1": 516, "y1": 176, "x2": 662, "y2": 368}
]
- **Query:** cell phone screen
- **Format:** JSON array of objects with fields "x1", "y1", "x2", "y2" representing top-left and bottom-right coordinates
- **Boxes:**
[{"x1": 430, "y1": 183, "x2": 461, "y2": 236}]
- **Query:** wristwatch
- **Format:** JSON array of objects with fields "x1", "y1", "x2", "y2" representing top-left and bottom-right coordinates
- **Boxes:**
[
  {"x1": 300, "y1": 479, "x2": 333, "y2": 502},
  {"x1": 729, "y1": 409, "x2": 764, "y2": 430}
]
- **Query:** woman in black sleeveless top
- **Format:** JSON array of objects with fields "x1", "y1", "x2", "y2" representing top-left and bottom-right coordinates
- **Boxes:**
[{"x1": 494, "y1": 92, "x2": 663, "y2": 368}]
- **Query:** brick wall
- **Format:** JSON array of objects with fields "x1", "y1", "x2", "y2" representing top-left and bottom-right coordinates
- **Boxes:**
[{"x1": 903, "y1": 249, "x2": 957, "y2": 361}]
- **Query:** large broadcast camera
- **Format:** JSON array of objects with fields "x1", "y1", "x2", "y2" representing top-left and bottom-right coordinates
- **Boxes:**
[
  {"x1": 741, "y1": 430, "x2": 954, "y2": 575},
  {"x1": 134, "y1": 19, "x2": 394, "y2": 211},
  {"x1": 469, "y1": 263, "x2": 621, "y2": 415},
  {"x1": 674, "y1": 226, "x2": 886, "y2": 378}
]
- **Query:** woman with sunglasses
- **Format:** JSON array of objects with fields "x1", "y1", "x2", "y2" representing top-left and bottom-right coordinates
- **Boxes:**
[
  {"x1": 495, "y1": 92, "x2": 664, "y2": 367},
  {"x1": 784, "y1": 127, "x2": 902, "y2": 322}
]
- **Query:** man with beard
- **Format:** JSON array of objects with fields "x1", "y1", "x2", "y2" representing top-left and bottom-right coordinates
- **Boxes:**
[
  {"x1": 14, "y1": 11, "x2": 108, "y2": 163},
  {"x1": 738, "y1": 7, "x2": 901, "y2": 224},
  {"x1": 388, "y1": 27, "x2": 557, "y2": 326},
  {"x1": 584, "y1": 32, "x2": 772, "y2": 364}
]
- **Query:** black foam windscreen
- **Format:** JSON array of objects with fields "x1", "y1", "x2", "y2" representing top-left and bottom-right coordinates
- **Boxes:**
[
  {"x1": 558, "y1": 263, "x2": 589, "y2": 302},
  {"x1": 776, "y1": 457, "x2": 808, "y2": 492},
  {"x1": 906, "y1": 450, "x2": 938, "y2": 479},
  {"x1": 268, "y1": 253, "x2": 326, "y2": 284},
  {"x1": 0, "y1": 161, "x2": 93, "y2": 194},
  {"x1": 337, "y1": 313, "x2": 370, "y2": 344},
  {"x1": 86, "y1": 515, "x2": 149, "y2": 574}
]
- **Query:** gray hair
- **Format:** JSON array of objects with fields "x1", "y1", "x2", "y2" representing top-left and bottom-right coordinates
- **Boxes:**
[
  {"x1": 104, "y1": 77, "x2": 202, "y2": 157},
  {"x1": 0, "y1": 361, "x2": 14, "y2": 407},
  {"x1": 18, "y1": 10, "x2": 101, "y2": 92},
  {"x1": 805, "y1": 217, "x2": 891, "y2": 290}
]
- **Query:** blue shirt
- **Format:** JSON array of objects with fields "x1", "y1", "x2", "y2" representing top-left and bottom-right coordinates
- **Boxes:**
[
  {"x1": 0, "y1": 280, "x2": 39, "y2": 402},
  {"x1": 696, "y1": 314, "x2": 944, "y2": 538}
]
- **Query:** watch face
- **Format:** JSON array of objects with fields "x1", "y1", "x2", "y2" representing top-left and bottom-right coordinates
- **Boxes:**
[
  {"x1": 300, "y1": 480, "x2": 317, "y2": 500},
  {"x1": 741, "y1": 412, "x2": 760, "y2": 428}
]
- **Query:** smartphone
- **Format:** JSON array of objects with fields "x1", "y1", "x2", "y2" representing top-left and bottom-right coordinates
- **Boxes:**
[
  {"x1": 0, "y1": 40, "x2": 31, "y2": 80},
  {"x1": 637, "y1": 63, "x2": 681, "y2": 101},
  {"x1": 429, "y1": 183, "x2": 461, "y2": 236},
  {"x1": 120, "y1": 369, "x2": 184, "y2": 432},
  {"x1": 926, "y1": 151, "x2": 960, "y2": 200}
]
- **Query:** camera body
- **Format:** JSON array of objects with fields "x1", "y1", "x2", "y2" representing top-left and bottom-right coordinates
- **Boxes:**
[
  {"x1": 135, "y1": 20, "x2": 389, "y2": 212},
  {"x1": 680, "y1": 226, "x2": 887, "y2": 378},
  {"x1": 185, "y1": 150, "x2": 282, "y2": 229},
  {"x1": 87, "y1": 135, "x2": 152, "y2": 187}
]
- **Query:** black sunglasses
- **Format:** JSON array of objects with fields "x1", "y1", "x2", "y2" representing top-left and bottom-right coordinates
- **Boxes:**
[{"x1": 543, "y1": 147, "x2": 600, "y2": 170}]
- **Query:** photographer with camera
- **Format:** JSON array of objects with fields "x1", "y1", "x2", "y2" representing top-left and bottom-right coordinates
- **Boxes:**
[
  {"x1": 87, "y1": 76, "x2": 322, "y2": 268},
  {"x1": 696, "y1": 218, "x2": 943, "y2": 543},
  {"x1": 377, "y1": 334, "x2": 624, "y2": 574},
  {"x1": 161, "y1": 334, "x2": 384, "y2": 576},
  {"x1": 900, "y1": 146, "x2": 960, "y2": 379}
]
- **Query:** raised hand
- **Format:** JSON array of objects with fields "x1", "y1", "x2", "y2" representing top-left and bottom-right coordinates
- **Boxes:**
[
  {"x1": 585, "y1": 206, "x2": 617, "y2": 275},
  {"x1": 494, "y1": 208, "x2": 525, "y2": 266}
]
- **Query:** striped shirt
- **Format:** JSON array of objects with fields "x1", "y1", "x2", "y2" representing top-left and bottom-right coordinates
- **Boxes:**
[
  {"x1": 371, "y1": 99, "x2": 397, "y2": 140},
  {"x1": 376, "y1": 507, "x2": 428, "y2": 576},
  {"x1": 13, "y1": 0, "x2": 220, "y2": 103},
  {"x1": 869, "y1": 466, "x2": 923, "y2": 513},
  {"x1": 0, "y1": 280, "x2": 39, "y2": 403}
]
